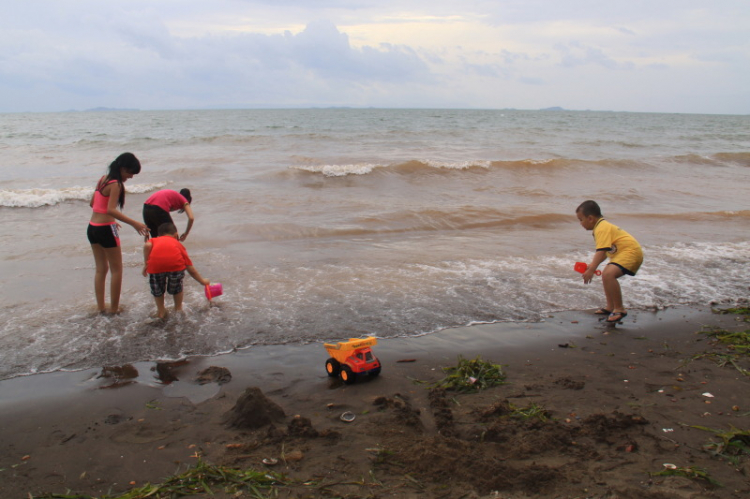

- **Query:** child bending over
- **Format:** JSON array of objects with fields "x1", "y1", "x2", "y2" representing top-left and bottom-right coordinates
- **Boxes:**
[
  {"x1": 576, "y1": 200, "x2": 643, "y2": 323},
  {"x1": 142, "y1": 222, "x2": 209, "y2": 319}
]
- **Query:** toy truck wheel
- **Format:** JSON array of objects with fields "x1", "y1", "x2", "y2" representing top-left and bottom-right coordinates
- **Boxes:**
[
  {"x1": 325, "y1": 358, "x2": 341, "y2": 377},
  {"x1": 340, "y1": 365, "x2": 356, "y2": 384}
]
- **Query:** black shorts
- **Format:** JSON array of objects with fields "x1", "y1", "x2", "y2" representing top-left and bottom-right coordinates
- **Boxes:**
[
  {"x1": 608, "y1": 262, "x2": 636, "y2": 277},
  {"x1": 143, "y1": 204, "x2": 174, "y2": 239},
  {"x1": 87, "y1": 223, "x2": 120, "y2": 248},
  {"x1": 149, "y1": 271, "x2": 186, "y2": 297}
]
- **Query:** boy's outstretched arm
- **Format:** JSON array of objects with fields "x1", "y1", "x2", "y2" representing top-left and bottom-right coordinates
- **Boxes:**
[
  {"x1": 142, "y1": 241, "x2": 153, "y2": 277},
  {"x1": 186, "y1": 265, "x2": 210, "y2": 286},
  {"x1": 584, "y1": 251, "x2": 607, "y2": 284}
]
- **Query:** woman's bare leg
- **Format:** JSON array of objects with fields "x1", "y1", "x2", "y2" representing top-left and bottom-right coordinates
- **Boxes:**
[
  {"x1": 103, "y1": 246, "x2": 123, "y2": 314},
  {"x1": 91, "y1": 244, "x2": 109, "y2": 313}
]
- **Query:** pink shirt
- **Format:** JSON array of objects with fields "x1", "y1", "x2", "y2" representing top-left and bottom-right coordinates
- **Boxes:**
[
  {"x1": 145, "y1": 190, "x2": 188, "y2": 212},
  {"x1": 92, "y1": 179, "x2": 118, "y2": 214}
]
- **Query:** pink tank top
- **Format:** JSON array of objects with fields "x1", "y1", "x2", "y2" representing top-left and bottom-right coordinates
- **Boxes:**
[{"x1": 92, "y1": 179, "x2": 118, "y2": 214}]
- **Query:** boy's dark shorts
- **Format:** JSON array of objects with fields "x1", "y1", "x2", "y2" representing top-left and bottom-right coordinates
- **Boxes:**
[
  {"x1": 149, "y1": 271, "x2": 185, "y2": 297},
  {"x1": 143, "y1": 204, "x2": 174, "y2": 239}
]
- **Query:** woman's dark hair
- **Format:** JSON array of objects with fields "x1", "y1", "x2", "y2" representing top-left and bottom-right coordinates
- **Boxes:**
[
  {"x1": 178, "y1": 188, "x2": 192, "y2": 213},
  {"x1": 100, "y1": 152, "x2": 141, "y2": 208},
  {"x1": 179, "y1": 188, "x2": 192, "y2": 204},
  {"x1": 576, "y1": 200, "x2": 602, "y2": 218}
]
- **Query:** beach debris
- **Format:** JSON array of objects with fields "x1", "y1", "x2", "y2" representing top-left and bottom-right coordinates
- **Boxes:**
[
  {"x1": 691, "y1": 425, "x2": 750, "y2": 464},
  {"x1": 154, "y1": 361, "x2": 185, "y2": 384},
  {"x1": 733, "y1": 405, "x2": 740, "y2": 411},
  {"x1": 84, "y1": 458, "x2": 290, "y2": 497},
  {"x1": 145, "y1": 400, "x2": 162, "y2": 410},
  {"x1": 195, "y1": 366, "x2": 232, "y2": 385},
  {"x1": 284, "y1": 449, "x2": 304, "y2": 462},
  {"x1": 508, "y1": 402, "x2": 550, "y2": 422},
  {"x1": 262, "y1": 458, "x2": 278, "y2": 466},
  {"x1": 432, "y1": 355, "x2": 507, "y2": 393},
  {"x1": 223, "y1": 387, "x2": 286, "y2": 429},
  {"x1": 618, "y1": 443, "x2": 637, "y2": 453},
  {"x1": 97, "y1": 364, "x2": 139, "y2": 388},
  {"x1": 662, "y1": 428, "x2": 674, "y2": 433},
  {"x1": 397, "y1": 358, "x2": 417, "y2": 363},
  {"x1": 702, "y1": 392, "x2": 714, "y2": 398},
  {"x1": 288, "y1": 415, "x2": 319, "y2": 437},
  {"x1": 104, "y1": 414, "x2": 124, "y2": 425},
  {"x1": 554, "y1": 377, "x2": 585, "y2": 390},
  {"x1": 98, "y1": 364, "x2": 139, "y2": 380},
  {"x1": 340, "y1": 411, "x2": 356, "y2": 422},
  {"x1": 21, "y1": 455, "x2": 30, "y2": 461},
  {"x1": 225, "y1": 443, "x2": 243, "y2": 449},
  {"x1": 649, "y1": 464, "x2": 721, "y2": 486}
]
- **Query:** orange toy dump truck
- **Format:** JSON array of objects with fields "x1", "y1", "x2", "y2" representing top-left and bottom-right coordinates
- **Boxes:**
[{"x1": 324, "y1": 337, "x2": 381, "y2": 384}]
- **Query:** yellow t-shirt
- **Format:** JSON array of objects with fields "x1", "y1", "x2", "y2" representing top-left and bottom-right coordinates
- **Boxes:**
[{"x1": 593, "y1": 219, "x2": 643, "y2": 274}]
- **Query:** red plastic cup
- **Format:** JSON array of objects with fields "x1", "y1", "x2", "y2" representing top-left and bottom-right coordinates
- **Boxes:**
[
  {"x1": 205, "y1": 283, "x2": 223, "y2": 300},
  {"x1": 574, "y1": 262, "x2": 601, "y2": 276}
]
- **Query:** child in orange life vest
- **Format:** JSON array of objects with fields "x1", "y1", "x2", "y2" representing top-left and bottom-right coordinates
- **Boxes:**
[
  {"x1": 576, "y1": 200, "x2": 643, "y2": 323},
  {"x1": 142, "y1": 222, "x2": 209, "y2": 318}
]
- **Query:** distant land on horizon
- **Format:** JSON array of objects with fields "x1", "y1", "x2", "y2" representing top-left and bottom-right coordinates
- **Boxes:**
[{"x1": 71, "y1": 105, "x2": 589, "y2": 113}]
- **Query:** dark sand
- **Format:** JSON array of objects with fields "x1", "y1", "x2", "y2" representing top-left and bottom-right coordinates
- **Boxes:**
[{"x1": 1, "y1": 306, "x2": 748, "y2": 498}]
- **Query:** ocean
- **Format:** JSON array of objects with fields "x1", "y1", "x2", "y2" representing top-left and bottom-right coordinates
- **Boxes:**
[{"x1": 1, "y1": 108, "x2": 748, "y2": 380}]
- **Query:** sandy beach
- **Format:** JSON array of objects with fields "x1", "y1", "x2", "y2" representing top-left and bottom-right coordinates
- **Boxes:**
[{"x1": 1, "y1": 305, "x2": 748, "y2": 499}]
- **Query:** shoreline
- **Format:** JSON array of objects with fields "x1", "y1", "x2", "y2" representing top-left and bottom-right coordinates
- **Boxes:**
[{"x1": 2, "y1": 305, "x2": 749, "y2": 498}]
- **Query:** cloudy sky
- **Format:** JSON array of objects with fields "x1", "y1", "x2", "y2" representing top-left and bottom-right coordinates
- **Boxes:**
[{"x1": 1, "y1": 1, "x2": 748, "y2": 114}]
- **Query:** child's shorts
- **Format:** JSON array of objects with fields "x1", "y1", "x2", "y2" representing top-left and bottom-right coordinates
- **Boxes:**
[
  {"x1": 87, "y1": 223, "x2": 120, "y2": 248},
  {"x1": 149, "y1": 270, "x2": 185, "y2": 297}
]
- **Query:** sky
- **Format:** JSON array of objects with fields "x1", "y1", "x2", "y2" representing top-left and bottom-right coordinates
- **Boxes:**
[{"x1": 1, "y1": 1, "x2": 748, "y2": 114}]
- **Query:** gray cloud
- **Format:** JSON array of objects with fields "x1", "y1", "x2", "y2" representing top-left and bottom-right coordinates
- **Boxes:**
[
  {"x1": 0, "y1": 1, "x2": 748, "y2": 113},
  {"x1": 555, "y1": 41, "x2": 635, "y2": 70}
]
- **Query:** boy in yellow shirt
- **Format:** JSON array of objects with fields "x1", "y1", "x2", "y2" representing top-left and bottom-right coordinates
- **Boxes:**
[{"x1": 576, "y1": 200, "x2": 643, "y2": 323}]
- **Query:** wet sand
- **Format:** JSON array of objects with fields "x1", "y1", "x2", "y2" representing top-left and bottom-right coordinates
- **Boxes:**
[{"x1": 1, "y1": 306, "x2": 749, "y2": 498}]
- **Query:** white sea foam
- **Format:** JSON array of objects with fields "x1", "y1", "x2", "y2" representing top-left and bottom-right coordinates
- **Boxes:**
[
  {"x1": 423, "y1": 159, "x2": 492, "y2": 169},
  {"x1": 292, "y1": 163, "x2": 381, "y2": 176},
  {"x1": 0, "y1": 182, "x2": 166, "y2": 208}
]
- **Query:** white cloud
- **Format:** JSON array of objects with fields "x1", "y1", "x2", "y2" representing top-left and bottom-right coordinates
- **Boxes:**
[{"x1": 0, "y1": 1, "x2": 748, "y2": 113}]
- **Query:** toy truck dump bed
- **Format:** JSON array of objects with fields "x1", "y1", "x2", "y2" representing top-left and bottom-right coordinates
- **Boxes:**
[{"x1": 324, "y1": 337, "x2": 381, "y2": 384}]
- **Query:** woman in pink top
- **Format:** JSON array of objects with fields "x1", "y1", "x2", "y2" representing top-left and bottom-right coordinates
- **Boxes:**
[
  {"x1": 142, "y1": 188, "x2": 195, "y2": 241},
  {"x1": 87, "y1": 152, "x2": 149, "y2": 314}
]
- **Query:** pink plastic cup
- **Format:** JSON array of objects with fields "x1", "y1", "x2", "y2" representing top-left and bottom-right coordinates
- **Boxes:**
[{"x1": 205, "y1": 283, "x2": 223, "y2": 300}]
